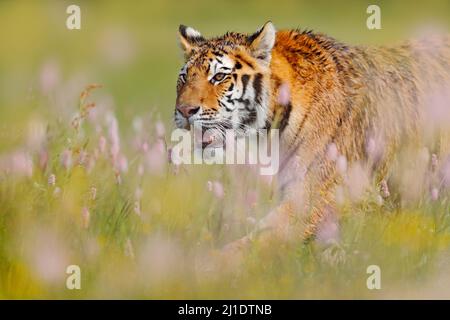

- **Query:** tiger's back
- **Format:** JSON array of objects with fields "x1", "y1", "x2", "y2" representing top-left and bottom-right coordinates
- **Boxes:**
[{"x1": 271, "y1": 30, "x2": 450, "y2": 188}]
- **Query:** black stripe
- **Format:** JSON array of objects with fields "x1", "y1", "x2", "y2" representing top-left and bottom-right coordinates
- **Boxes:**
[
  {"x1": 235, "y1": 98, "x2": 251, "y2": 109},
  {"x1": 235, "y1": 55, "x2": 254, "y2": 69},
  {"x1": 241, "y1": 74, "x2": 250, "y2": 98},
  {"x1": 242, "y1": 109, "x2": 257, "y2": 125},
  {"x1": 247, "y1": 28, "x2": 262, "y2": 44},
  {"x1": 279, "y1": 102, "x2": 292, "y2": 132},
  {"x1": 288, "y1": 106, "x2": 311, "y2": 150},
  {"x1": 219, "y1": 100, "x2": 233, "y2": 112},
  {"x1": 253, "y1": 73, "x2": 263, "y2": 104}
]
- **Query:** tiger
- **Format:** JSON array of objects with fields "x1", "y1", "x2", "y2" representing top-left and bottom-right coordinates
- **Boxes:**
[{"x1": 174, "y1": 21, "x2": 450, "y2": 256}]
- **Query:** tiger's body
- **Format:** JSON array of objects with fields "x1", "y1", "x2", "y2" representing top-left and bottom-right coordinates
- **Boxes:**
[{"x1": 174, "y1": 22, "x2": 450, "y2": 248}]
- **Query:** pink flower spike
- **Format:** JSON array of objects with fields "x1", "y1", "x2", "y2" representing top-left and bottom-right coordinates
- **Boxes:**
[
  {"x1": 380, "y1": 180, "x2": 390, "y2": 198},
  {"x1": 146, "y1": 140, "x2": 166, "y2": 174},
  {"x1": 98, "y1": 136, "x2": 107, "y2": 154},
  {"x1": 8, "y1": 152, "x2": 34, "y2": 177},
  {"x1": 213, "y1": 182, "x2": 224, "y2": 199},
  {"x1": 48, "y1": 174, "x2": 56, "y2": 186},
  {"x1": 326, "y1": 143, "x2": 338, "y2": 162},
  {"x1": 117, "y1": 154, "x2": 128, "y2": 173},
  {"x1": 431, "y1": 187, "x2": 439, "y2": 201},
  {"x1": 207, "y1": 180, "x2": 224, "y2": 199},
  {"x1": 155, "y1": 120, "x2": 166, "y2": 139},
  {"x1": 141, "y1": 142, "x2": 149, "y2": 153},
  {"x1": 60, "y1": 149, "x2": 72, "y2": 169},
  {"x1": 82, "y1": 207, "x2": 90, "y2": 229},
  {"x1": 336, "y1": 155, "x2": 347, "y2": 175},
  {"x1": 134, "y1": 201, "x2": 141, "y2": 216},
  {"x1": 316, "y1": 208, "x2": 340, "y2": 246},
  {"x1": 431, "y1": 153, "x2": 438, "y2": 172},
  {"x1": 365, "y1": 138, "x2": 376, "y2": 158},
  {"x1": 108, "y1": 115, "x2": 120, "y2": 159},
  {"x1": 277, "y1": 82, "x2": 291, "y2": 106},
  {"x1": 206, "y1": 181, "x2": 213, "y2": 192}
]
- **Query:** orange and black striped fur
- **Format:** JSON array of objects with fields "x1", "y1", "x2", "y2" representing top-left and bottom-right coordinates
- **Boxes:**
[{"x1": 174, "y1": 22, "x2": 450, "y2": 248}]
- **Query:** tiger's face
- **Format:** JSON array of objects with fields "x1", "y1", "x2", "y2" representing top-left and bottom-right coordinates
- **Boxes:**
[{"x1": 174, "y1": 22, "x2": 276, "y2": 142}]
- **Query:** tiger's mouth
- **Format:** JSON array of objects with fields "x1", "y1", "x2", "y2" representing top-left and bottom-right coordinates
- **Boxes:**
[
  {"x1": 177, "y1": 117, "x2": 252, "y2": 150},
  {"x1": 197, "y1": 126, "x2": 226, "y2": 150}
]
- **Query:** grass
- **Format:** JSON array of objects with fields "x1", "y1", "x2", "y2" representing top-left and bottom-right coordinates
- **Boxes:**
[{"x1": 0, "y1": 84, "x2": 449, "y2": 299}]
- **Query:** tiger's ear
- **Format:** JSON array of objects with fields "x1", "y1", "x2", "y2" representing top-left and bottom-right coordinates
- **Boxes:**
[
  {"x1": 178, "y1": 25, "x2": 205, "y2": 58},
  {"x1": 247, "y1": 21, "x2": 276, "y2": 64}
]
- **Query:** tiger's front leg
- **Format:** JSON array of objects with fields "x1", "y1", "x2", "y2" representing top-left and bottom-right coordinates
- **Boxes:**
[
  {"x1": 210, "y1": 201, "x2": 300, "y2": 271},
  {"x1": 216, "y1": 161, "x2": 340, "y2": 270}
]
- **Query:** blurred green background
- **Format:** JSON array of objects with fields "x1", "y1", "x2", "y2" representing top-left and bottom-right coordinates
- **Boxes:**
[
  {"x1": 1, "y1": 0, "x2": 450, "y2": 299},
  {"x1": 1, "y1": 0, "x2": 450, "y2": 146}
]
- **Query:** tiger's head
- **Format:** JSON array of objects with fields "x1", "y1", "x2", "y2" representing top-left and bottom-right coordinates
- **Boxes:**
[{"x1": 174, "y1": 22, "x2": 276, "y2": 142}]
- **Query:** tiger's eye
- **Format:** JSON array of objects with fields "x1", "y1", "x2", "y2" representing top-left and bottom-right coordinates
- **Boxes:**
[{"x1": 212, "y1": 73, "x2": 226, "y2": 82}]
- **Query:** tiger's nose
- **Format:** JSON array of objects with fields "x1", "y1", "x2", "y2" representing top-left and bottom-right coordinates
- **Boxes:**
[{"x1": 176, "y1": 105, "x2": 200, "y2": 119}]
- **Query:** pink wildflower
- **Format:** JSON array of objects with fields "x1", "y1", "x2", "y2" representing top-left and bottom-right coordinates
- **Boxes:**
[
  {"x1": 117, "y1": 154, "x2": 128, "y2": 173},
  {"x1": 431, "y1": 153, "x2": 438, "y2": 172},
  {"x1": 98, "y1": 135, "x2": 107, "y2": 154},
  {"x1": 277, "y1": 82, "x2": 290, "y2": 106},
  {"x1": 316, "y1": 208, "x2": 340, "y2": 245},
  {"x1": 60, "y1": 149, "x2": 72, "y2": 169},
  {"x1": 146, "y1": 140, "x2": 166, "y2": 174},
  {"x1": 207, "y1": 180, "x2": 224, "y2": 199},
  {"x1": 380, "y1": 180, "x2": 390, "y2": 198},
  {"x1": 134, "y1": 201, "x2": 141, "y2": 216},
  {"x1": 326, "y1": 143, "x2": 338, "y2": 162},
  {"x1": 82, "y1": 207, "x2": 90, "y2": 229},
  {"x1": 336, "y1": 155, "x2": 347, "y2": 174},
  {"x1": 48, "y1": 174, "x2": 56, "y2": 186},
  {"x1": 431, "y1": 187, "x2": 439, "y2": 201},
  {"x1": 108, "y1": 115, "x2": 120, "y2": 160}
]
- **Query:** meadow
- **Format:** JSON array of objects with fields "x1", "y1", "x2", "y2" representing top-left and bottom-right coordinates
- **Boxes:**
[{"x1": 1, "y1": 0, "x2": 450, "y2": 299}]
